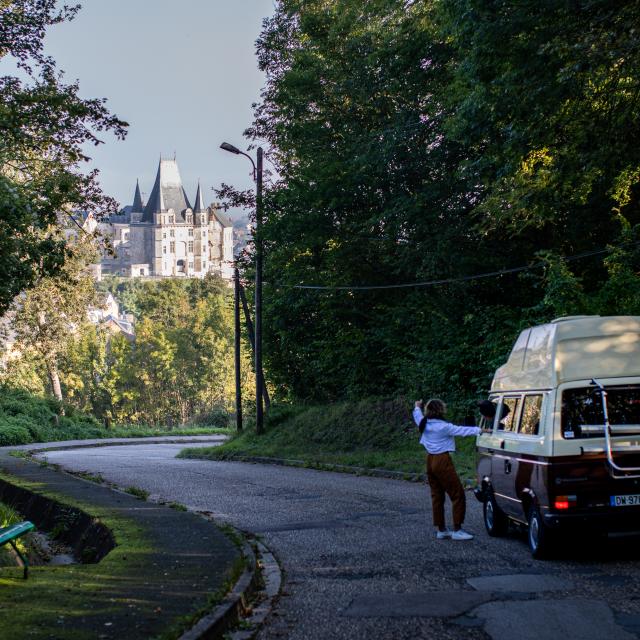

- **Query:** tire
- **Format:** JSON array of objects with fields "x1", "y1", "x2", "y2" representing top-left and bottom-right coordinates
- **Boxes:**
[
  {"x1": 528, "y1": 505, "x2": 554, "y2": 559},
  {"x1": 483, "y1": 491, "x2": 509, "y2": 537}
]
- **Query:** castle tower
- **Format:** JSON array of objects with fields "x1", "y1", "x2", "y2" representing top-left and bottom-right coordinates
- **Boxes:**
[
  {"x1": 142, "y1": 159, "x2": 192, "y2": 225},
  {"x1": 132, "y1": 179, "x2": 144, "y2": 212},
  {"x1": 104, "y1": 156, "x2": 232, "y2": 280}
]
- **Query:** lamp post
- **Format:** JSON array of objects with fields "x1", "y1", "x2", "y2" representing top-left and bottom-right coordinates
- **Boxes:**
[
  {"x1": 220, "y1": 142, "x2": 264, "y2": 435},
  {"x1": 234, "y1": 264, "x2": 242, "y2": 432}
]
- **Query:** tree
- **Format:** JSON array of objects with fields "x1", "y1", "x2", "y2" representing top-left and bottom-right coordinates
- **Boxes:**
[
  {"x1": 0, "y1": 0, "x2": 127, "y2": 313},
  {"x1": 11, "y1": 234, "x2": 98, "y2": 405},
  {"x1": 235, "y1": 0, "x2": 640, "y2": 404}
]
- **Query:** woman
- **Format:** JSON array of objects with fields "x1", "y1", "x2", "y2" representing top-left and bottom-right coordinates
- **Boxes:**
[{"x1": 413, "y1": 398, "x2": 480, "y2": 540}]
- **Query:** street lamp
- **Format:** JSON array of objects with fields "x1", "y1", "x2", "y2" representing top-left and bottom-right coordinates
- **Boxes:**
[{"x1": 220, "y1": 142, "x2": 264, "y2": 435}]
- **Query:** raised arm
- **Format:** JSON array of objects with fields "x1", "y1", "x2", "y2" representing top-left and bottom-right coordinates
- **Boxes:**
[{"x1": 442, "y1": 423, "x2": 481, "y2": 437}]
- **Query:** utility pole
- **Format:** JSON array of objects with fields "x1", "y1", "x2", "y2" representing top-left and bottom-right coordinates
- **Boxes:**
[
  {"x1": 239, "y1": 283, "x2": 271, "y2": 410},
  {"x1": 255, "y1": 147, "x2": 264, "y2": 434},
  {"x1": 234, "y1": 265, "x2": 242, "y2": 432},
  {"x1": 220, "y1": 142, "x2": 267, "y2": 435}
]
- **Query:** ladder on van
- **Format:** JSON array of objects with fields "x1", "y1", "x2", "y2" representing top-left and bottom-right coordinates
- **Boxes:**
[{"x1": 591, "y1": 378, "x2": 640, "y2": 479}]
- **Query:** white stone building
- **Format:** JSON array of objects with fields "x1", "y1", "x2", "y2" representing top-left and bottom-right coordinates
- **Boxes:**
[{"x1": 100, "y1": 158, "x2": 234, "y2": 280}]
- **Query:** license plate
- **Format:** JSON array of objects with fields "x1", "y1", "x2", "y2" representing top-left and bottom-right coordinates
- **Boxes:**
[{"x1": 610, "y1": 494, "x2": 640, "y2": 507}]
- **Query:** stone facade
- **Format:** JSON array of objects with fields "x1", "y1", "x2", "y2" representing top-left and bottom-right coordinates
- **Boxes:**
[{"x1": 100, "y1": 158, "x2": 234, "y2": 280}]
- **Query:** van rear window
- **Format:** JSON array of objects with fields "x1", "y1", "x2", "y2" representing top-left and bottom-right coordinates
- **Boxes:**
[{"x1": 562, "y1": 385, "x2": 640, "y2": 438}]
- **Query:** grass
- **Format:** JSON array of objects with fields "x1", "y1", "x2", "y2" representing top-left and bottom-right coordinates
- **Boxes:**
[
  {"x1": 0, "y1": 474, "x2": 156, "y2": 639},
  {"x1": 179, "y1": 399, "x2": 479, "y2": 482},
  {"x1": 0, "y1": 501, "x2": 25, "y2": 567},
  {"x1": 123, "y1": 486, "x2": 149, "y2": 500},
  {"x1": 0, "y1": 472, "x2": 244, "y2": 640},
  {"x1": 0, "y1": 385, "x2": 232, "y2": 447}
]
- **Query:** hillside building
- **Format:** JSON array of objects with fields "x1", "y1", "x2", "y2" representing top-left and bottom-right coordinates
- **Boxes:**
[{"x1": 99, "y1": 158, "x2": 234, "y2": 280}]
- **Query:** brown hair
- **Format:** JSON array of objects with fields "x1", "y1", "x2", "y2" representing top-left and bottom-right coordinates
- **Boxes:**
[{"x1": 425, "y1": 398, "x2": 447, "y2": 419}]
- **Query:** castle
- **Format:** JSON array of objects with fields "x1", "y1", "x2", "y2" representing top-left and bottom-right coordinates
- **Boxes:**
[{"x1": 98, "y1": 158, "x2": 234, "y2": 280}]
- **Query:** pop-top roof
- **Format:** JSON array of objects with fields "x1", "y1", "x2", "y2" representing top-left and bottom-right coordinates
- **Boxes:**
[{"x1": 491, "y1": 315, "x2": 640, "y2": 391}]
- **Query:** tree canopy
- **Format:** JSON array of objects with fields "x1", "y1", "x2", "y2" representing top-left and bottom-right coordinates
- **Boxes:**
[
  {"x1": 0, "y1": 0, "x2": 127, "y2": 313},
  {"x1": 236, "y1": 0, "x2": 640, "y2": 402}
]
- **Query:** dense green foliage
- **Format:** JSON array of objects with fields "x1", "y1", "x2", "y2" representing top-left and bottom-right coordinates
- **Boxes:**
[
  {"x1": 1, "y1": 243, "x2": 249, "y2": 433},
  {"x1": 10, "y1": 234, "x2": 99, "y2": 403},
  {"x1": 0, "y1": 0, "x2": 127, "y2": 313},
  {"x1": 0, "y1": 386, "x2": 230, "y2": 446},
  {"x1": 0, "y1": 386, "x2": 102, "y2": 446},
  {"x1": 84, "y1": 276, "x2": 253, "y2": 426},
  {"x1": 236, "y1": 0, "x2": 640, "y2": 404},
  {"x1": 2, "y1": 275, "x2": 253, "y2": 428},
  {"x1": 181, "y1": 398, "x2": 477, "y2": 480}
]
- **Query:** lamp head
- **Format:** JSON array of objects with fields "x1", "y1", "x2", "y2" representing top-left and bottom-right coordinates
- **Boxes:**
[{"x1": 220, "y1": 142, "x2": 242, "y2": 155}]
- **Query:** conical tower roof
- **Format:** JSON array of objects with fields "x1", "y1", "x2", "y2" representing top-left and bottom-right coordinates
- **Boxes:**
[
  {"x1": 142, "y1": 158, "x2": 192, "y2": 223},
  {"x1": 132, "y1": 179, "x2": 144, "y2": 212},
  {"x1": 193, "y1": 181, "x2": 206, "y2": 213}
]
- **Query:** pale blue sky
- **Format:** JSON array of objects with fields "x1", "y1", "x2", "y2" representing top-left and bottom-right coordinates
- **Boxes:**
[{"x1": 41, "y1": 0, "x2": 276, "y2": 212}]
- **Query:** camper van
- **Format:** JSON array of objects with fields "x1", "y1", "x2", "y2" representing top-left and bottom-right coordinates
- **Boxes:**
[{"x1": 475, "y1": 316, "x2": 640, "y2": 558}]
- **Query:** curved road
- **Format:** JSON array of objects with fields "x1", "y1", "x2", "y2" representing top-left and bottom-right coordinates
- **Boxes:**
[{"x1": 36, "y1": 442, "x2": 640, "y2": 640}]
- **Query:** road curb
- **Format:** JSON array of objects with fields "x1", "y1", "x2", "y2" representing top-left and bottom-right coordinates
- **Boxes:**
[
  {"x1": 13, "y1": 436, "x2": 227, "y2": 454},
  {"x1": 24, "y1": 444, "x2": 281, "y2": 640},
  {"x1": 179, "y1": 538, "x2": 259, "y2": 640}
]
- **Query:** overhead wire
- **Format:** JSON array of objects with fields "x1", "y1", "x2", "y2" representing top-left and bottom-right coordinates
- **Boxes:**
[{"x1": 263, "y1": 241, "x2": 639, "y2": 292}]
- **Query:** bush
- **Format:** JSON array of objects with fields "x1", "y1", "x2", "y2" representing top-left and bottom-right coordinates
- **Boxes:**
[
  {"x1": 0, "y1": 386, "x2": 103, "y2": 446},
  {"x1": 190, "y1": 407, "x2": 232, "y2": 429},
  {"x1": 0, "y1": 420, "x2": 31, "y2": 446}
]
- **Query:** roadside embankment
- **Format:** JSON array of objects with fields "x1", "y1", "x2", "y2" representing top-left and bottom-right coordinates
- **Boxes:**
[{"x1": 179, "y1": 399, "x2": 478, "y2": 482}]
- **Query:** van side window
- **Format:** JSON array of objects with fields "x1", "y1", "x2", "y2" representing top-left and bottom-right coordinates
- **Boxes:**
[
  {"x1": 498, "y1": 397, "x2": 520, "y2": 431},
  {"x1": 480, "y1": 400, "x2": 499, "y2": 432},
  {"x1": 519, "y1": 395, "x2": 542, "y2": 435}
]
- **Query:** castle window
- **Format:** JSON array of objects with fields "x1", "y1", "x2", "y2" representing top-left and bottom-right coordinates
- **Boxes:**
[
  {"x1": 169, "y1": 229, "x2": 175, "y2": 238},
  {"x1": 188, "y1": 241, "x2": 194, "y2": 252},
  {"x1": 188, "y1": 228, "x2": 194, "y2": 237},
  {"x1": 169, "y1": 215, "x2": 174, "y2": 223},
  {"x1": 170, "y1": 241, "x2": 175, "y2": 253},
  {"x1": 163, "y1": 246, "x2": 167, "y2": 254},
  {"x1": 163, "y1": 232, "x2": 166, "y2": 239},
  {"x1": 187, "y1": 215, "x2": 192, "y2": 223}
]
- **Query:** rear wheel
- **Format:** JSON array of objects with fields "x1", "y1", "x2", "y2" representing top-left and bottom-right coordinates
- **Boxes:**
[
  {"x1": 483, "y1": 491, "x2": 508, "y2": 536},
  {"x1": 528, "y1": 505, "x2": 555, "y2": 559}
]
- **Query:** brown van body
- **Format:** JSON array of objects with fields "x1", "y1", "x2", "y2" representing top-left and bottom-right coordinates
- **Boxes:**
[
  {"x1": 475, "y1": 317, "x2": 640, "y2": 556},
  {"x1": 478, "y1": 447, "x2": 640, "y2": 533}
]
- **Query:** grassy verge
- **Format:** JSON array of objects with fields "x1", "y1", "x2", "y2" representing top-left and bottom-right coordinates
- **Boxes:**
[
  {"x1": 0, "y1": 473, "x2": 241, "y2": 640},
  {"x1": 0, "y1": 474, "x2": 155, "y2": 639},
  {"x1": 179, "y1": 399, "x2": 479, "y2": 482},
  {"x1": 0, "y1": 501, "x2": 24, "y2": 566},
  {"x1": 0, "y1": 385, "x2": 231, "y2": 446}
]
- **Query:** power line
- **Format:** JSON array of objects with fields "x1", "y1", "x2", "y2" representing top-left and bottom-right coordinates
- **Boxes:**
[{"x1": 265, "y1": 241, "x2": 638, "y2": 292}]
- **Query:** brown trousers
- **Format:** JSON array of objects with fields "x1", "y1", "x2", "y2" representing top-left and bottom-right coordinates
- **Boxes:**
[{"x1": 426, "y1": 452, "x2": 466, "y2": 529}]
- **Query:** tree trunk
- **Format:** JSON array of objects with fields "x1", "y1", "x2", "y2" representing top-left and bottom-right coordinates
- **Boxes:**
[{"x1": 46, "y1": 359, "x2": 65, "y2": 414}]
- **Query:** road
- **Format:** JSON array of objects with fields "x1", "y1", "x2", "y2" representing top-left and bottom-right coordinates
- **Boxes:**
[{"x1": 36, "y1": 442, "x2": 640, "y2": 640}]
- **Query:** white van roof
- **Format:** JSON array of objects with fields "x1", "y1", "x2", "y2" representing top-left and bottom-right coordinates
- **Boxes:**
[{"x1": 491, "y1": 315, "x2": 640, "y2": 391}]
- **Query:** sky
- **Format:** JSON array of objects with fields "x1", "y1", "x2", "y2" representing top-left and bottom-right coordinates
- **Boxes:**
[{"x1": 38, "y1": 0, "x2": 276, "y2": 213}]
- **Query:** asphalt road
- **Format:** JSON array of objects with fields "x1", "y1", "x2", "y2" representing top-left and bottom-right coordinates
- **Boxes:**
[{"x1": 36, "y1": 442, "x2": 640, "y2": 640}]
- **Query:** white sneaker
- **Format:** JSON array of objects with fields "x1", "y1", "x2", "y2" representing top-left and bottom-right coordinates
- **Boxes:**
[
  {"x1": 451, "y1": 529, "x2": 474, "y2": 541},
  {"x1": 436, "y1": 530, "x2": 452, "y2": 539}
]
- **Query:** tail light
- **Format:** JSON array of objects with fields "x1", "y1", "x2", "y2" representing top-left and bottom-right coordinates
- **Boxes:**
[{"x1": 554, "y1": 495, "x2": 577, "y2": 510}]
